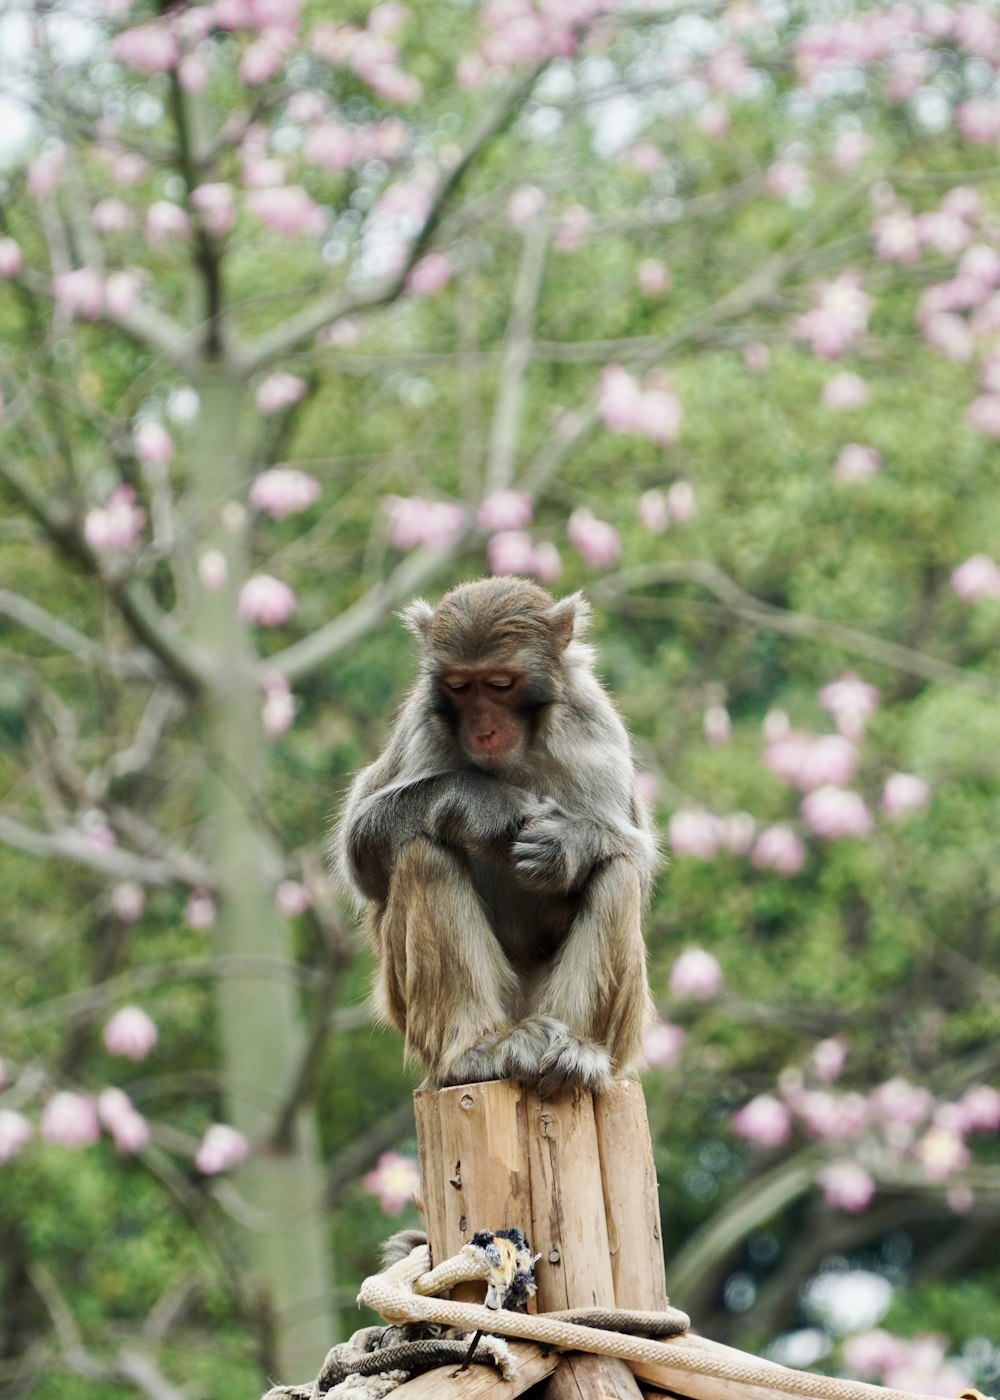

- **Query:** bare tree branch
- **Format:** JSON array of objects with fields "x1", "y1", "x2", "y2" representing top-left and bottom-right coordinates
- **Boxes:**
[
  {"x1": 484, "y1": 219, "x2": 550, "y2": 492},
  {"x1": 0, "y1": 812, "x2": 210, "y2": 887},
  {"x1": 0, "y1": 588, "x2": 159, "y2": 679}
]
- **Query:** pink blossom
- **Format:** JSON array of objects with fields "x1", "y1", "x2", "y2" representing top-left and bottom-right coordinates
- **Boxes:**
[
  {"x1": 707, "y1": 43, "x2": 752, "y2": 95},
  {"x1": 872, "y1": 208, "x2": 921, "y2": 264},
  {"x1": 178, "y1": 52, "x2": 209, "y2": 91},
  {"x1": 239, "y1": 574, "x2": 297, "y2": 626},
  {"x1": 406, "y1": 252, "x2": 453, "y2": 297},
  {"x1": 111, "y1": 151, "x2": 150, "y2": 186},
  {"x1": 553, "y1": 205, "x2": 593, "y2": 254},
  {"x1": 818, "y1": 671, "x2": 879, "y2": 739},
  {"x1": 487, "y1": 530, "x2": 536, "y2": 576},
  {"x1": 191, "y1": 183, "x2": 236, "y2": 238},
  {"x1": 965, "y1": 394, "x2": 1000, "y2": 438},
  {"x1": 843, "y1": 1330, "x2": 907, "y2": 1381},
  {"x1": 0, "y1": 237, "x2": 22, "y2": 277},
  {"x1": 958, "y1": 244, "x2": 1000, "y2": 291},
  {"x1": 383, "y1": 495, "x2": 466, "y2": 550},
  {"x1": 800, "y1": 786, "x2": 872, "y2": 839},
  {"x1": 196, "y1": 1123, "x2": 250, "y2": 1174},
  {"x1": 530, "y1": 542, "x2": 562, "y2": 582},
  {"x1": 40, "y1": 1092, "x2": 100, "y2": 1149},
  {"x1": 821, "y1": 373, "x2": 869, "y2": 411},
  {"x1": 643, "y1": 1020, "x2": 685, "y2": 1069},
  {"x1": 798, "y1": 1090, "x2": 868, "y2": 1142},
  {"x1": 751, "y1": 825, "x2": 806, "y2": 875},
  {"x1": 637, "y1": 259, "x2": 670, "y2": 296},
  {"x1": 670, "y1": 947, "x2": 723, "y2": 1000},
  {"x1": 668, "y1": 810, "x2": 721, "y2": 860},
  {"x1": 242, "y1": 156, "x2": 285, "y2": 189},
  {"x1": 507, "y1": 185, "x2": 547, "y2": 226},
  {"x1": 916, "y1": 1127, "x2": 969, "y2": 1183},
  {"x1": 958, "y1": 1084, "x2": 1000, "y2": 1134},
  {"x1": 923, "y1": 312, "x2": 974, "y2": 363},
  {"x1": 697, "y1": 102, "x2": 730, "y2": 138},
  {"x1": 0, "y1": 1110, "x2": 33, "y2": 1162},
  {"x1": 637, "y1": 489, "x2": 669, "y2": 532},
  {"x1": 110, "y1": 881, "x2": 145, "y2": 923},
  {"x1": 103, "y1": 1006, "x2": 158, "y2": 1061},
  {"x1": 113, "y1": 22, "x2": 179, "y2": 73},
  {"x1": 91, "y1": 198, "x2": 134, "y2": 235},
  {"x1": 719, "y1": 812, "x2": 755, "y2": 855},
  {"x1": 240, "y1": 32, "x2": 291, "y2": 83},
  {"x1": 477, "y1": 490, "x2": 533, "y2": 532},
  {"x1": 261, "y1": 673, "x2": 295, "y2": 737},
  {"x1": 27, "y1": 145, "x2": 66, "y2": 197},
  {"x1": 835, "y1": 443, "x2": 882, "y2": 482},
  {"x1": 703, "y1": 705, "x2": 731, "y2": 746},
  {"x1": 248, "y1": 186, "x2": 325, "y2": 238},
  {"x1": 918, "y1": 208, "x2": 972, "y2": 259},
  {"x1": 363, "y1": 1150, "x2": 420, "y2": 1215},
  {"x1": 303, "y1": 121, "x2": 358, "y2": 171},
  {"x1": 567, "y1": 508, "x2": 620, "y2": 569},
  {"x1": 134, "y1": 420, "x2": 174, "y2": 465},
  {"x1": 250, "y1": 466, "x2": 320, "y2": 518},
  {"x1": 98, "y1": 1088, "x2": 150, "y2": 1154},
  {"x1": 951, "y1": 553, "x2": 1000, "y2": 602},
  {"x1": 105, "y1": 270, "x2": 142, "y2": 318},
  {"x1": 832, "y1": 129, "x2": 873, "y2": 171},
  {"x1": 598, "y1": 365, "x2": 643, "y2": 433},
  {"x1": 256, "y1": 372, "x2": 307, "y2": 416},
  {"x1": 817, "y1": 1161, "x2": 876, "y2": 1213},
  {"x1": 637, "y1": 384, "x2": 684, "y2": 446},
  {"x1": 796, "y1": 271, "x2": 872, "y2": 359},
  {"x1": 767, "y1": 732, "x2": 857, "y2": 789},
  {"x1": 276, "y1": 879, "x2": 310, "y2": 916},
  {"x1": 732, "y1": 1094, "x2": 793, "y2": 1149},
  {"x1": 145, "y1": 201, "x2": 191, "y2": 246},
  {"x1": 870, "y1": 1078, "x2": 934, "y2": 1129},
  {"x1": 810, "y1": 1036, "x2": 849, "y2": 1084},
  {"x1": 53, "y1": 268, "x2": 104, "y2": 321},
  {"x1": 369, "y1": 2, "x2": 409, "y2": 34},
  {"x1": 881, "y1": 773, "x2": 930, "y2": 817},
  {"x1": 84, "y1": 485, "x2": 146, "y2": 553},
  {"x1": 766, "y1": 157, "x2": 810, "y2": 202},
  {"x1": 184, "y1": 890, "x2": 216, "y2": 930},
  {"x1": 198, "y1": 549, "x2": 229, "y2": 591},
  {"x1": 665, "y1": 480, "x2": 696, "y2": 522}
]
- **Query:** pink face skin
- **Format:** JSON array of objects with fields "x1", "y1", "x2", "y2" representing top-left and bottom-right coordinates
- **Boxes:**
[{"x1": 440, "y1": 667, "x2": 528, "y2": 766}]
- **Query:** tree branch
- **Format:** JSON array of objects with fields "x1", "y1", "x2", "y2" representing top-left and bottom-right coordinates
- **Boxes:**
[
  {"x1": 0, "y1": 588, "x2": 158, "y2": 679},
  {"x1": 484, "y1": 219, "x2": 549, "y2": 492},
  {"x1": 0, "y1": 812, "x2": 210, "y2": 888}
]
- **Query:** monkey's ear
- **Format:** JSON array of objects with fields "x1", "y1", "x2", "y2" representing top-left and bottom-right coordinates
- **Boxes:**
[
  {"x1": 547, "y1": 592, "x2": 592, "y2": 649},
  {"x1": 399, "y1": 598, "x2": 434, "y2": 638}
]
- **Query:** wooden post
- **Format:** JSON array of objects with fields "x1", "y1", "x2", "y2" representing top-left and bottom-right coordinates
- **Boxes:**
[{"x1": 415, "y1": 1079, "x2": 666, "y2": 1399}]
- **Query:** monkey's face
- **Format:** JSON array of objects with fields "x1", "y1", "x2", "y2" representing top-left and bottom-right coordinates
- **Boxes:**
[{"x1": 438, "y1": 667, "x2": 530, "y2": 769}]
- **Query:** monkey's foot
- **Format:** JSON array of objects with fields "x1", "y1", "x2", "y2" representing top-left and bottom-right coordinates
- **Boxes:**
[
  {"x1": 535, "y1": 1035, "x2": 613, "y2": 1098},
  {"x1": 442, "y1": 1016, "x2": 575, "y2": 1089}
]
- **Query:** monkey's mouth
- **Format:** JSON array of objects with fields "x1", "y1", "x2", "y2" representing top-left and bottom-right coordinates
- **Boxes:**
[{"x1": 466, "y1": 740, "x2": 520, "y2": 769}]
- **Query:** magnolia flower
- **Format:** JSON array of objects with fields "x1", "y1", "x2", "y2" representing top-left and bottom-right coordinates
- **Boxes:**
[
  {"x1": 249, "y1": 466, "x2": 320, "y2": 518},
  {"x1": 487, "y1": 530, "x2": 536, "y2": 576},
  {"x1": 668, "y1": 809, "x2": 721, "y2": 860},
  {"x1": 881, "y1": 773, "x2": 930, "y2": 817},
  {"x1": 135, "y1": 419, "x2": 174, "y2": 465},
  {"x1": 507, "y1": 184, "x2": 547, "y2": 225},
  {"x1": 530, "y1": 542, "x2": 562, "y2": 582},
  {"x1": 363, "y1": 1150, "x2": 420, "y2": 1215},
  {"x1": 198, "y1": 549, "x2": 229, "y2": 590},
  {"x1": 105, "y1": 270, "x2": 142, "y2": 318},
  {"x1": 303, "y1": 121, "x2": 358, "y2": 171},
  {"x1": 765, "y1": 732, "x2": 857, "y2": 790},
  {"x1": 239, "y1": 574, "x2": 297, "y2": 626},
  {"x1": 732, "y1": 1094, "x2": 792, "y2": 1149},
  {"x1": 821, "y1": 372, "x2": 869, "y2": 410},
  {"x1": 720, "y1": 811, "x2": 756, "y2": 855},
  {"x1": 795, "y1": 1089, "x2": 868, "y2": 1141},
  {"x1": 256, "y1": 372, "x2": 307, "y2": 416},
  {"x1": 965, "y1": 394, "x2": 1000, "y2": 438},
  {"x1": 98, "y1": 1088, "x2": 150, "y2": 1154},
  {"x1": 477, "y1": 490, "x2": 533, "y2": 532},
  {"x1": 916, "y1": 1127, "x2": 969, "y2": 1182},
  {"x1": 0, "y1": 1110, "x2": 33, "y2": 1162},
  {"x1": 53, "y1": 268, "x2": 104, "y2": 321},
  {"x1": 810, "y1": 1036, "x2": 849, "y2": 1084},
  {"x1": 84, "y1": 486, "x2": 146, "y2": 553},
  {"x1": 796, "y1": 271, "x2": 872, "y2": 359},
  {"x1": 833, "y1": 129, "x2": 873, "y2": 171},
  {"x1": 110, "y1": 880, "x2": 145, "y2": 923},
  {"x1": 835, "y1": 443, "x2": 882, "y2": 481},
  {"x1": 669, "y1": 947, "x2": 723, "y2": 1000},
  {"x1": 27, "y1": 145, "x2": 66, "y2": 197},
  {"x1": 103, "y1": 1006, "x2": 158, "y2": 1061},
  {"x1": 184, "y1": 890, "x2": 216, "y2": 930},
  {"x1": 637, "y1": 259, "x2": 670, "y2": 295},
  {"x1": 384, "y1": 495, "x2": 466, "y2": 550},
  {"x1": 818, "y1": 671, "x2": 879, "y2": 739},
  {"x1": 801, "y1": 787, "x2": 873, "y2": 839},
  {"x1": 40, "y1": 1092, "x2": 100, "y2": 1149},
  {"x1": 196, "y1": 1123, "x2": 250, "y2": 1174},
  {"x1": 567, "y1": 508, "x2": 620, "y2": 569},
  {"x1": 958, "y1": 1084, "x2": 1000, "y2": 1134},
  {"x1": 751, "y1": 825, "x2": 806, "y2": 875},
  {"x1": 950, "y1": 553, "x2": 1000, "y2": 602},
  {"x1": 112, "y1": 22, "x2": 179, "y2": 73},
  {"x1": 240, "y1": 32, "x2": 292, "y2": 84},
  {"x1": 767, "y1": 157, "x2": 810, "y2": 202},
  {"x1": 261, "y1": 673, "x2": 295, "y2": 737},
  {"x1": 190, "y1": 182, "x2": 237, "y2": 238},
  {"x1": 0, "y1": 237, "x2": 22, "y2": 276},
  {"x1": 817, "y1": 1161, "x2": 876, "y2": 1213},
  {"x1": 111, "y1": 151, "x2": 150, "y2": 185},
  {"x1": 870, "y1": 1078, "x2": 934, "y2": 1129},
  {"x1": 248, "y1": 185, "x2": 325, "y2": 238},
  {"x1": 666, "y1": 480, "x2": 696, "y2": 522},
  {"x1": 637, "y1": 489, "x2": 669, "y2": 533},
  {"x1": 275, "y1": 880, "x2": 310, "y2": 916},
  {"x1": 643, "y1": 1020, "x2": 685, "y2": 1069},
  {"x1": 406, "y1": 251, "x2": 453, "y2": 296},
  {"x1": 145, "y1": 201, "x2": 191, "y2": 246}
]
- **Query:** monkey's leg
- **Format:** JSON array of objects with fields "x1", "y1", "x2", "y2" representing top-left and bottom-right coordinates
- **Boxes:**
[
  {"x1": 533, "y1": 857, "x2": 654, "y2": 1096},
  {"x1": 376, "y1": 837, "x2": 523, "y2": 1086}
]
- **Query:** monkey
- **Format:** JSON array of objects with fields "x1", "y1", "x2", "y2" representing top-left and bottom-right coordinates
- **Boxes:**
[{"x1": 334, "y1": 575, "x2": 658, "y2": 1096}]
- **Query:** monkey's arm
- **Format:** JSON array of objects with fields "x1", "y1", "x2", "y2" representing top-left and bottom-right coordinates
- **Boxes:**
[
  {"x1": 511, "y1": 776, "x2": 658, "y2": 898},
  {"x1": 341, "y1": 769, "x2": 532, "y2": 904}
]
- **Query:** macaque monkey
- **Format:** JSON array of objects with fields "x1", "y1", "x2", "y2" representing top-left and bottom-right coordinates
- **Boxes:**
[{"x1": 335, "y1": 576, "x2": 658, "y2": 1095}]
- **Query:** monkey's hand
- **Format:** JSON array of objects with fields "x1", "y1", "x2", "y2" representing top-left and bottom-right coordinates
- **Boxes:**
[
  {"x1": 426, "y1": 772, "x2": 535, "y2": 860},
  {"x1": 511, "y1": 800, "x2": 607, "y2": 893}
]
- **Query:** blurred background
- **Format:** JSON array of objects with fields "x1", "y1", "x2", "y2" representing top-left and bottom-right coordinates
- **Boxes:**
[{"x1": 2, "y1": 0, "x2": 1000, "y2": 1396}]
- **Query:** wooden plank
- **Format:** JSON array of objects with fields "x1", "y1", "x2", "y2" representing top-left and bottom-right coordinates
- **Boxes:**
[
  {"x1": 593, "y1": 1081, "x2": 668, "y2": 1311},
  {"x1": 391, "y1": 1340, "x2": 559, "y2": 1398},
  {"x1": 544, "y1": 1351, "x2": 646, "y2": 1399}
]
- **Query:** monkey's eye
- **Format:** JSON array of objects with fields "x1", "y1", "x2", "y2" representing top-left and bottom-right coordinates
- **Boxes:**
[
  {"x1": 487, "y1": 677, "x2": 515, "y2": 690},
  {"x1": 443, "y1": 679, "x2": 470, "y2": 694}
]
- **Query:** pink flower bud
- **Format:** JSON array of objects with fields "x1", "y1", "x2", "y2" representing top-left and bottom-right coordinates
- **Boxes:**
[
  {"x1": 732, "y1": 1094, "x2": 792, "y2": 1149},
  {"x1": 0, "y1": 1109, "x2": 33, "y2": 1162},
  {"x1": 303, "y1": 121, "x2": 358, "y2": 171},
  {"x1": 91, "y1": 198, "x2": 134, "y2": 235},
  {"x1": 567, "y1": 508, "x2": 620, "y2": 569},
  {"x1": 637, "y1": 258, "x2": 670, "y2": 296},
  {"x1": 916, "y1": 1127, "x2": 969, "y2": 1182},
  {"x1": 835, "y1": 443, "x2": 882, "y2": 481},
  {"x1": 103, "y1": 1006, "x2": 158, "y2": 1061},
  {"x1": 636, "y1": 384, "x2": 683, "y2": 446},
  {"x1": 53, "y1": 268, "x2": 104, "y2": 321},
  {"x1": 810, "y1": 1036, "x2": 849, "y2": 1083},
  {"x1": 249, "y1": 466, "x2": 320, "y2": 518},
  {"x1": 134, "y1": 420, "x2": 174, "y2": 465},
  {"x1": 816, "y1": 1161, "x2": 875, "y2": 1213},
  {"x1": 362, "y1": 1150, "x2": 419, "y2": 1215},
  {"x1": 665, "y1": 480, "x2": 696, "y2": 522},
  {"x1": 957, "y1": 1084, "x2": 1000, "y2": 1134},
  {"x1": 98, "y1": 1088, "x2": 150, "y2": 1154},
  {"x1": 198, "y1": 549, "x2": 229, "y2": 590},
  {"x1": 598, "y1": 365, "x2": 643, "y2": 434},
  {"x1": 487, "y1": 530, "x2": 536, "y2": 576},
  {"x1": 248, "y1": 185, "x2": 325, "y2": 238},
  {"x1": 668, "y1": 809, "x2": 721, "y2": 860},
  {"x1": 84, "y1": 485, "x2": 146, "y2": 553},
  {"x1": 255, "y1": 372, "x2": 307, "y2": 416},
  {"x1": 145, "y1": 201, "x2": 191, "y2": 246},
  {"x1": 637, "y1": 489, "x2": 669, "y2": 532},
  {"x1": 821, "y1": 373, "x2": 869, "y2": 410},
  {"x1": 720, "y1": 811, "x2": 756, "y2": 855},
  {"x1": 477, "y1": 490, "x2": 533, "y2": 532},
  {"x1": 190, "y1": 182, "x2": 236, "y2": 238},
  {"x1": 870, "y1": 1077, "x2": 934, "y2": 1129},
  {"x1": 276, "y1": 879, "x2": 310, "y2": 916},
  {"x1": 801, "y1": 787, "x2": 873, "y2": 839},
  {"x1": 951, "y1": 553, "x2": 1000, "y2": 602},
  {"x1": 383, "y1": 495, "x2": 466, "y2": 550},
  {"x1": 112, "y1": 22, "x2": 179, "y2": 73},
  {"x1": 843, "y1": 1331, "x2": 906, "y2": 1381},
  {"x1": 751, "y1": 824, "x2": 806, "y2": 875},
  {"x1": 261, "y1": 673, "x2": 295, "y2": 737},
  {"x1": 818, "y1": 671, "x2": 879, "y2": 739},
  {"x1": 184, "y1": 890, "x2": 216, "y2": 930},
  {"x1": 0, "y1": 237, "x2": 22, "y2": 277},
  {"x1": 239, "y1": 32, "x2": 291, "y2": 84},
  {"x1": 406, "y1": 251, "x2": 453, "y2": 297},
  {"x1": 195, "y1": 1123, "x2": 250, "y2": 1175},
  {"x1": 643, "y1": 1020, "x2": 685, "y2": 1069},
  {"x1": 40, "y1": 1092, "x2": 100, "y2": 1149},
  {"x1": 669, "y1": 947, "x2": 723, "y2": 1000},
  {"x1": 881, "y1": 773, "x2": 930, "y2": 817},
  {"x1": 530, "y1": 542, "x2": 562, "y2": 582},
  {"x1": 507, "y1": 185, "x2": 547, "y2": 226},
  {"x1": 239, "y1": 574, "x2": 297, "y2": 626},
  {"x1": 110, "y1": 880, "x2": 145, "y2": 922},
  {"x1": 105, "y1": 270, "x2": 142, "y2": 318}
]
